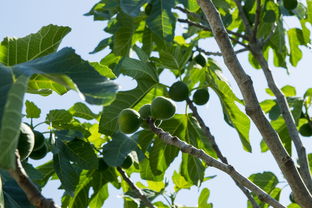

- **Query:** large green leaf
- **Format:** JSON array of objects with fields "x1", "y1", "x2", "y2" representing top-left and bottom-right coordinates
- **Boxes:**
[
  {"x1": 146, "y1": 0, "x2": 176, "y2": 41},
  {"x1": 53, "y1": 140, "x2": 80, "y2": 195},
  {"x1": 0, "y1": 75, "x2": 29, "y2": 169},
  {"x1": 121, "y1": 58, "x2": 158, "y2": 82},
  {"x1": 113, "y1": 12, "x2": 137, "y2": 56},
  {"x1": 0, "y1": 67, "x2": 13, "y2": 127},
  {"x1": 206, "y1": 60, "x2": 251, "y2": 152},
  {"x1": 0, "y1": 25, "x2": 71, "y2": 66},
  {"x1": 101, "y1": 132, "x2": 142, "y2": 166},
  {"x1": 181, "y1": 153, "x2": 205, "y2": 185},
  {"x1": 157, "y1": 44, "x2": 193, "y2": 72},
  {"x1": 12, "y1": 47, "x2": 118, "y2": 105},
  {"x1": 120, "y1": 0, "x2": 147, "y2": 17},
  {"x1": 63, "y1": 139, "x2": 99, "y2": 170}
]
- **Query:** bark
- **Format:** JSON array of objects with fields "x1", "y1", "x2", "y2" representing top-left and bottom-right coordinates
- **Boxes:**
[
  {"x1": 8, "y1": 152, "x2": 59, "y2": 208},
  {"x1": 196, "y1": 0, "x2": 312, "y2": 207}
]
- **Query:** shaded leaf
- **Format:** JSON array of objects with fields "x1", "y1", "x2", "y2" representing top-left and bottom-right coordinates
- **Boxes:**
[
  {"x1": 147, "y1": 0, "x2": 176, "y2": 41},
  {"x1": 0, "y1": 75, "x2": 29, "y2": 169},
  {"x1": 120, "y1": 0, "x2": 147, "y2": 17},
  {"x1": 102, "y1": 132, "x2": 142, "y2": 166}
]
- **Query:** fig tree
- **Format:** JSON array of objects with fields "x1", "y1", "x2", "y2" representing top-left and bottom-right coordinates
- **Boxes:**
[
  {"x1": 139, "y1": 104, "x2": 151, "y2": 119},
  {"x1": 33, "y1": 130, "x2": 45, "y2": 151},
  {"x1": 193, "y1": 88, "x2": 210, "y2": 105},
  {"x1": 17, "y1": 123, "x2": 35, "y2": 161},
  {"x1": 194, "y1": 54, "x2": 206, "y2": 67},
  {"x1": 118, "y1": 108, "x2": 141, "y2": 134},
  {"x1": 151, "y1": 96, "x2": 176, "y2": 120},
  {"x1": 121, "y1": 155, "x2": 133, "y2": 169},
  {"x1": 169, "y1": 81, "x2": 189, "y2": 101},
  {"x1": 29, "y1": 143, "x2": 48, "y2": 160}
]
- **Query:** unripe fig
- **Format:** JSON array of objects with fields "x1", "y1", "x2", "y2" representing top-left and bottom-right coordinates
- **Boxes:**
[
  {"x1": 121, "y1": 155, "x2": 133, "y2": 169},
  {"x1": 283, "y1": 0, "x2": 298, "y2": 10},
  {"x1": 29, "y1": 143, "x2": 48, "y2": 160},
  {"x1": 33, "y1": 130, "x2": 45, "y2": 151},
  {"x1": 169, "y1": 81, "x2": 189, "y2": 102},
  {"x1": 151, "y1": 96, "x2": 176, "y2": 120},
  {"x1": 194, "y1": 54, "x2": 206, "y2": 67},
  {"x1": 118, "y1": 108, "x2": 141, "y2": 134},
  {"x1": 18, "y1": 123, "x2": 35, "y2": 161},
  {"x1": 193, "y1": 88, "x2": 210, "y2": 105},
  {"x1": 141, "y1": 119, "x2": 162, "y2": 129},
  {"x1": 299, "y1": 123, "x2": 312, "y2": 137},
  {"x1": 139, "y1": 104, "x2": 151, "y2": 119}
]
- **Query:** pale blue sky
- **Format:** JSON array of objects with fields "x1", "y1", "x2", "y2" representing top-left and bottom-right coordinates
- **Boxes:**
[{"x1": 1, "y1": 1, "x2": 312, "y2": 207}]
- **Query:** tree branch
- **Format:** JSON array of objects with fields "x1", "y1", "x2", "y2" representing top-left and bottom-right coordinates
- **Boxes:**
[
  {"x1": 252, "y1": 0, "x2": 262, "y2": 40},
  {"x1": 8, "y1": 151, "x2": 59, "y2": 208},
  {"x1": 186, "y1": 98, "x2": 260, "y2": 208},
  {"x1": 117, "y1": 167, "x2": 156, "y2": 208},
  {"x1": 250, "y1": 44, "x2": 312, "y2": 193},
  {"x1": 233, "y1": 0, "x2": 253, "y2": 38},
  {"x1": 147, "y1": 119, "x2": 285, "y2": 208},
  {"x1": 196, "y1": 0, "x2": 312, "y2": 207}
]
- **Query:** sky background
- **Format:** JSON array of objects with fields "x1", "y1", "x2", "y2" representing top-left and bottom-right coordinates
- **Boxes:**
[{"x1": 1, "y1": 0, "x2": 312, "y2": 207}]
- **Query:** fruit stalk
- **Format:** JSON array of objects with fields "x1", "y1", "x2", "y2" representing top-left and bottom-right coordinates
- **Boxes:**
[{"x1": 8, "y1": 151, "x2": 60, "y2": 208}]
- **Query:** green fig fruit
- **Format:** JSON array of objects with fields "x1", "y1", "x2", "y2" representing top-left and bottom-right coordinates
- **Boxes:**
[
  {"x1": 169, "y1": 81, "x2": 189, "y2": 102},
  {"x1": 118, "y1": 108, "x2": 141, "y2": 134},
  {"x1": 151, "y1": 96, "x2": 176, "y2": 120}
]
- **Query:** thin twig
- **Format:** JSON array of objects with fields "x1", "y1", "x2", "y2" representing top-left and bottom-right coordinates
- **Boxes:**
[
  {"x1": 186, "y1": 98, "x2": 260, "y2": 208},
  {"x1": 147, "y1": 119, "x2": 285, "y2": 208},
  {"x1": 196, "y1": 46, "x2": 248, "y2": 56},
  {"x1": 8, "y1": 151, "x2": 60, "y2": 208},
  {"x1": 252, "y1": 0, "x2": 262, "y2": 40},
  {"x1": 117, "y1": 167, "x2": 156, "y2": 208},
  {"x1": 196, "y1": 0, "x2": 312, "y2": 207},
  {"x1": 233, "y1": 0, "x2": 253, "y2": 38},
  {"x1": 177, "y1": 18, "x2": 248, "y2": 40}
]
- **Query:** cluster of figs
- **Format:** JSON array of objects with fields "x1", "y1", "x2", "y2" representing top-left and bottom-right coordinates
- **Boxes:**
[
  {"x1": 17, "y1": 123, "x2": 48, "y2": 161},
  {"x1": 118, "y1": 81, "x2": 210, "y2": 134}
]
